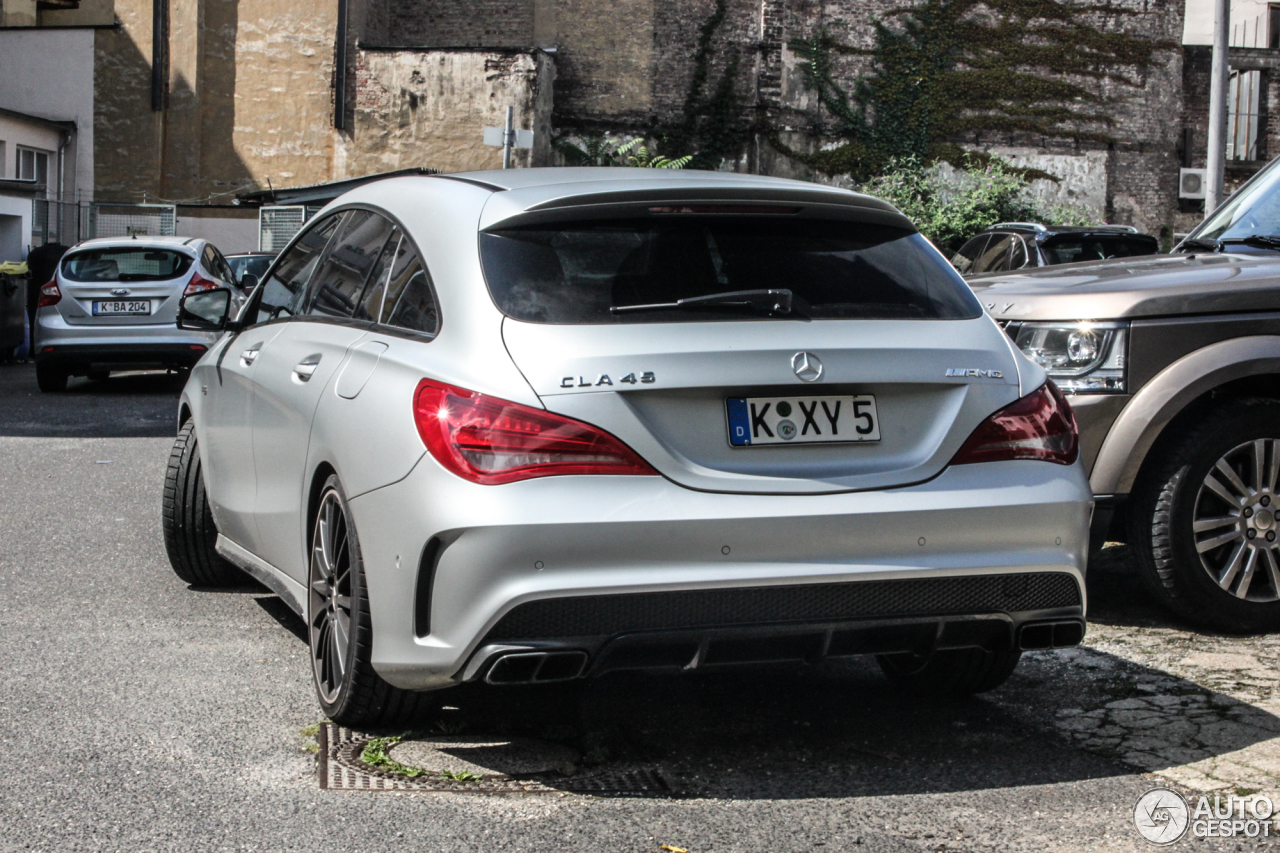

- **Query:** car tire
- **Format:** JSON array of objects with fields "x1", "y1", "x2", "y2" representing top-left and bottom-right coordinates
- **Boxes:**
[
  {"x1": 309, "y1": 475, "x2": 438, "y2": 727},
  {"x1": 35, "y1": 362, "x2": 68, "y2": 392},
  {"x1": 877, "y1": 647, "x2": 1022, "y2": 695},
  {"x1": 1129, "y1": 398, "x2": 1280, "y2": 632},
  {"x1": 162, "y1": 421, "x2": 244, "y2": 587}
]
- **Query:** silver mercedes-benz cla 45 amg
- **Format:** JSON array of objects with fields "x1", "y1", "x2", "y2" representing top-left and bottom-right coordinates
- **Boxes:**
[{"x1": 163, "y1": 168, "x2": 1092, "y2": 725}]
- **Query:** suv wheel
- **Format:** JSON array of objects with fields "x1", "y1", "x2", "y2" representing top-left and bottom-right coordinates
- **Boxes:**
[
  {"x1": 309, "y1": 475, "x2": 437, "y2": 726},
  {"x1": 877, "y1": 647, "x2": 1022, "y2": 695},
  {"x1": 1130, "y1": 399, "x2": 1280, "y2": 631},
  {"x1": 162, "y1": 422, "x2": 244, "y2": 586},
  {"x1": 35, "y1": 362, "x2": 68, "y2": 392}
]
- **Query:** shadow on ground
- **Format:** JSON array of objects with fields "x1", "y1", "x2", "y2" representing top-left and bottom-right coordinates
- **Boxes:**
[
  {"x1": 0, "y1": 363, "x2": 183, "y2": 437},
  {"x1": 227, "y1": 580, "x2": 1280, "y2": 800}
]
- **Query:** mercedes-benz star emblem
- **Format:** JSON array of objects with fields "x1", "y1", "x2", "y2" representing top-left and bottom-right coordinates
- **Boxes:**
[
  {"x1": 111, "y1": 288, "x2": 131, "y2": 297},
  {"x1": 791, "y1": 351, "x2": 823, "y2": 382}
]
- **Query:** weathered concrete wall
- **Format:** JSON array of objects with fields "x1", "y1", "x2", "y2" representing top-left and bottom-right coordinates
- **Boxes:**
[
  {"x1": 349, "y1": 49, "x2": 554, "y2": 173},
  {"x1": 96, "y1": 0, "x2": 339, "y2": 204},
  {"x1": 373, "y1": 0, "x2": 1185, "y2": 230}
]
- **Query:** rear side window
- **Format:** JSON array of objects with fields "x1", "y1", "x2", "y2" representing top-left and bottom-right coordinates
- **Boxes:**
[
  {"x1": 304, "y1": 211, "x2": 396, "y2": 319},
  {"x1": 1042, "y1": 236, "x2": 1158, "y2": 265},
  {"x1": 972, "y1": 235, "x2": 1014, "y2": 274},
  {"x1": 253, "y1": 213, "x2": 342, "y2": 324},
  {"x1": 63, "y1": 248, "x2": 193, "y2": 282},
  {"x1": 480, "y1": 216, "x2": 982, "y2": 323},
  {"x1": 380, "y1": 235, "x2": 439, "y2": 336},
  {"x1": 951, "y1": 235, "x2": 989, "y2": 274}
]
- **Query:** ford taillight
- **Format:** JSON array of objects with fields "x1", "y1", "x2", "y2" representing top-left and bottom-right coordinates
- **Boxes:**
[
  {"x1": 183, "y1": 271, "x2": 219, "y2": 296},
  {"x1": 950, "y1": 382, "x2": 1078, "y2": 466},
  {"x1": 37, "y1": 279, "x2": 61, "y2": 308},
  {"x1": 413, "y1": 379, "x2": 657, "y2": 484}
]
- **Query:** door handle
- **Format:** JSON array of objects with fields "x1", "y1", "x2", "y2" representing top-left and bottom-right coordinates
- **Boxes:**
[
  {"x1": 240, "y1": 344, "x2": 263, "y2": 366},
  {"x1": 293, "y1": 356, "x2": 321, "y2": 381}
]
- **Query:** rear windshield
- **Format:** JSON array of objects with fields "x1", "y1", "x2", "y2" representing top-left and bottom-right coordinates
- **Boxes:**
[
  {"x1": 1041, "y1": 237, "x2": 1157, "y2": 266},
  {"x1": 480, "y1": 216, "x2": 982, "y2": 323},
  {"x1": 62, "y1": 248, "x2": 194, "y2": 282}
]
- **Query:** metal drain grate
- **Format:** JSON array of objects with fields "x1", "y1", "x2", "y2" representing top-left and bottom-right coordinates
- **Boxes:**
[{"x1": 318, "y1": 724, "x2": 671, "y2": 795}]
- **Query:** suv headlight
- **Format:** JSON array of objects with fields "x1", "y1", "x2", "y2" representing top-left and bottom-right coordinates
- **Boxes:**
[{"x1": 1008, "y1": 321, "x2": 1127, "y2": 394}]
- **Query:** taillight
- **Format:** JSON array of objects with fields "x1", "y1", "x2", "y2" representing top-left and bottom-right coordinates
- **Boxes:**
[
  {"x1": 950, "y1": 382, "x2": 1078, "y2": 466},
  {"x1": 183, "y1": 271, "x2": 219, "y2": 296},
  {"x1": 413, "y1": 379, "x2": 658, "y2": 484},
  {"x1": 37, "y1": 279, "x2": 60, "y2": 308}
]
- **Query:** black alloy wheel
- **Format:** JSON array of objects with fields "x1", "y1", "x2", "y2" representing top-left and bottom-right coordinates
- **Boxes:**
[{"x1": 307, "y1": 475, "x2": 438, "y2": 726}]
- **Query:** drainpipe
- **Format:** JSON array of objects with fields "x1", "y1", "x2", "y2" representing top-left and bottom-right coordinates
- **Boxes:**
[
  {"x1": 151, "y1": 0, "x2": 167, "y2": 111},
  {"x1": 1206, "y1": 0, "x2": 1231, "y2": 215},
  {"x1": 334, "y1": 0, "x2": 348, "y2": 130}
]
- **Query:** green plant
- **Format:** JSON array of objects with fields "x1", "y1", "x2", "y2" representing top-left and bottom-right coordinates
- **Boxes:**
[
  {"x1": 555, "y1": 135, "x2": 692, "y2": 169},
  {"x1": 439, "y1": 768, "x2": 481, "y2": 782},
  {"x1": 859, "y1": 155, "x2": 1099, "y2": 252},
  {"x1": 359, "y1": 736, "x2": 427, "y2": 778},
  {"x1": 781, "y1": 0, "x2": 1172, "y2": 179}
]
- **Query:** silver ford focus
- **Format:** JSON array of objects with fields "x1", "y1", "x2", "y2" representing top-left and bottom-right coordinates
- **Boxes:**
[{"x1": 164, "y1": 168, "x2": 1092, "y2": 726}]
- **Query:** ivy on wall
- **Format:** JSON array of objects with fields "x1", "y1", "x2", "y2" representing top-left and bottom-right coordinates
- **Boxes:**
[
  {"x1": 664, "y1": 0, "x2": 749, "y2": 169},
  {"x1": 775, "y1": 0, "x2": 1174, "y2": 180}
]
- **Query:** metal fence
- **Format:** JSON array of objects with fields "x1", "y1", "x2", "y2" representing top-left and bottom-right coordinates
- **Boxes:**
[
  {"x1": 88, "y1": 203, "x2": 177, "y2": 239},
  {"x1": 259, "y1": 205, "x2": 309, "y2": 252},
  {"x1": 31, "y1": 199, "x2": 86, "y2": 248}
]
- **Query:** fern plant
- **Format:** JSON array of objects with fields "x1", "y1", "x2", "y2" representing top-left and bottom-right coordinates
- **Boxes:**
[{"x1": 555, "y1": 135, "x2": 692, "y2": 169}]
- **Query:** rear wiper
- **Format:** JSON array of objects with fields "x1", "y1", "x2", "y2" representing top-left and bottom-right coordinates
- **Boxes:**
[
  {"x1": 1231, "y1": 234, "x2": 1280, "y2": 249},
  {"x1": 610, "y1": 288, "x2": 795, "y2": 316},
  {"x1": 1182, "y1": 234, "x2": 1280, "y2": 252},
  {"x1": 1178, "y1": 237, "x2": 1221, "y2": 251}
]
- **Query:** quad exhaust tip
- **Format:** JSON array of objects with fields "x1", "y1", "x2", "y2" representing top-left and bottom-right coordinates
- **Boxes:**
[
  {"x1": 1018, "y1": 619, "x2": 1085, "y2": 651},
  {"x1": 485, "y1": 650, "x2": 588, "y2": 685}
]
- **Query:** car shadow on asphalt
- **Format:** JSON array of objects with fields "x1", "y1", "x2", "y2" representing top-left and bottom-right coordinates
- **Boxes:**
[
  {"x1": 241, "y1": 576, "x2": 1280, "y2": 799},
  {"x1": 0, "y1": 363, "x2": 183, "y2": 438}
]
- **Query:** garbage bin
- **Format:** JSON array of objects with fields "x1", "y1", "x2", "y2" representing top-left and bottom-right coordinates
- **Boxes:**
[{"x1": 0, "y1": 261, "x2": 28, "y2": 362}]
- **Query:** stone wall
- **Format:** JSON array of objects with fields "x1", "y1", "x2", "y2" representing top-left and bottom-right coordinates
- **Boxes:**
[
  {"x1": 347, "y1": 48, "x2": 554, "y2": 174},
  {"x1": 95, "y1": 0, "x2": 340, "y2": 204}
]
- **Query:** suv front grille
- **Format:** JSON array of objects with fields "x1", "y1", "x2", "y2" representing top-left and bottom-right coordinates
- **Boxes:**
[{"x1": 483, "y1": 572, "x2": 1082, "y2": 641}]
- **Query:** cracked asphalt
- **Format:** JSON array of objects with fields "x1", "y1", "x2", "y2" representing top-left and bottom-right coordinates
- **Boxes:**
[{"x1": 1, "y1": 363, "x2": 1278, "y2": 853}]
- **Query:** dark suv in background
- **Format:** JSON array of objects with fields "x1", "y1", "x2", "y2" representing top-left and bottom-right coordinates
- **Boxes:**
[
  {"x1": 953, "y1": 223, "x2": 1160, "y2": 276},
  {"x1": 967, "y1": 157, "x2": 1280, "y2": 633}
]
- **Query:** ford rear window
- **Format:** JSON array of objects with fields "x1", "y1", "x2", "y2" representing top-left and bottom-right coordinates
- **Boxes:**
[
  {"x1": 480, "y1": 216, "x2": 982, "y2": 324},
  {"x1": 62, "y1": 248, "x2": 194, "y2": 282}
]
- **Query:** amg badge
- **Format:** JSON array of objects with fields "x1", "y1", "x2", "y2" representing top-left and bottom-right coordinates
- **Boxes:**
[{"x1": 946, "y1": 368, "x2": 1004, "y2": 379}]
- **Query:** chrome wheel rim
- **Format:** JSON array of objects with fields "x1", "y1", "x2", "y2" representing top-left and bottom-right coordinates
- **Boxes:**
[
  {"x1": 309, "y1": 490, "x2": 353, "y2": 704},
  {"x1": 1193, "y1": 438, "x2": 1280, "y2": 602}
]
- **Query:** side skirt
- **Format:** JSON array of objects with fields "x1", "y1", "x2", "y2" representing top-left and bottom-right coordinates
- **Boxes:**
[{"x1": 216, "y1": 534, "x2": 307, "y2": 616}]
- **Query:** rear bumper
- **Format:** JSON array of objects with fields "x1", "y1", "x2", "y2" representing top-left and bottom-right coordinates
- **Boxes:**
[
  {"x1": 34, "y1": 306, "x2": 219, "y2": 367},
  {"x1": 463, "y1": 576, "x2": 1085, "y2": 685},
  {"x1": 34, "y1": 342, "x2": 211, "y2": 368},
  {"x1": 347, "y1": 455, "x2": 1093, "y2": 690}
]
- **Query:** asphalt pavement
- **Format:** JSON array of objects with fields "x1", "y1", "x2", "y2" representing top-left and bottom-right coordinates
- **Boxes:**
[{"x1": 0, "y1": 362, "x2": 1267, "y2": 852}]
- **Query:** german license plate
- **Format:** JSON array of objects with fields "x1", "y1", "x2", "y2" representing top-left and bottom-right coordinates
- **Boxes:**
[
  {"x1": 727, "y1": 395, "x2": 880, "y2": 446},
  {"x1": 92, "y1": 300, "x2": 151, "y2": 316}
]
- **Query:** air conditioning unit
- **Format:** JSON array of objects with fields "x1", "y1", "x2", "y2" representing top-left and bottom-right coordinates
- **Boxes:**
[{"x1": 1180, "y1": 168, "x2": 1207, "y2": 200}]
